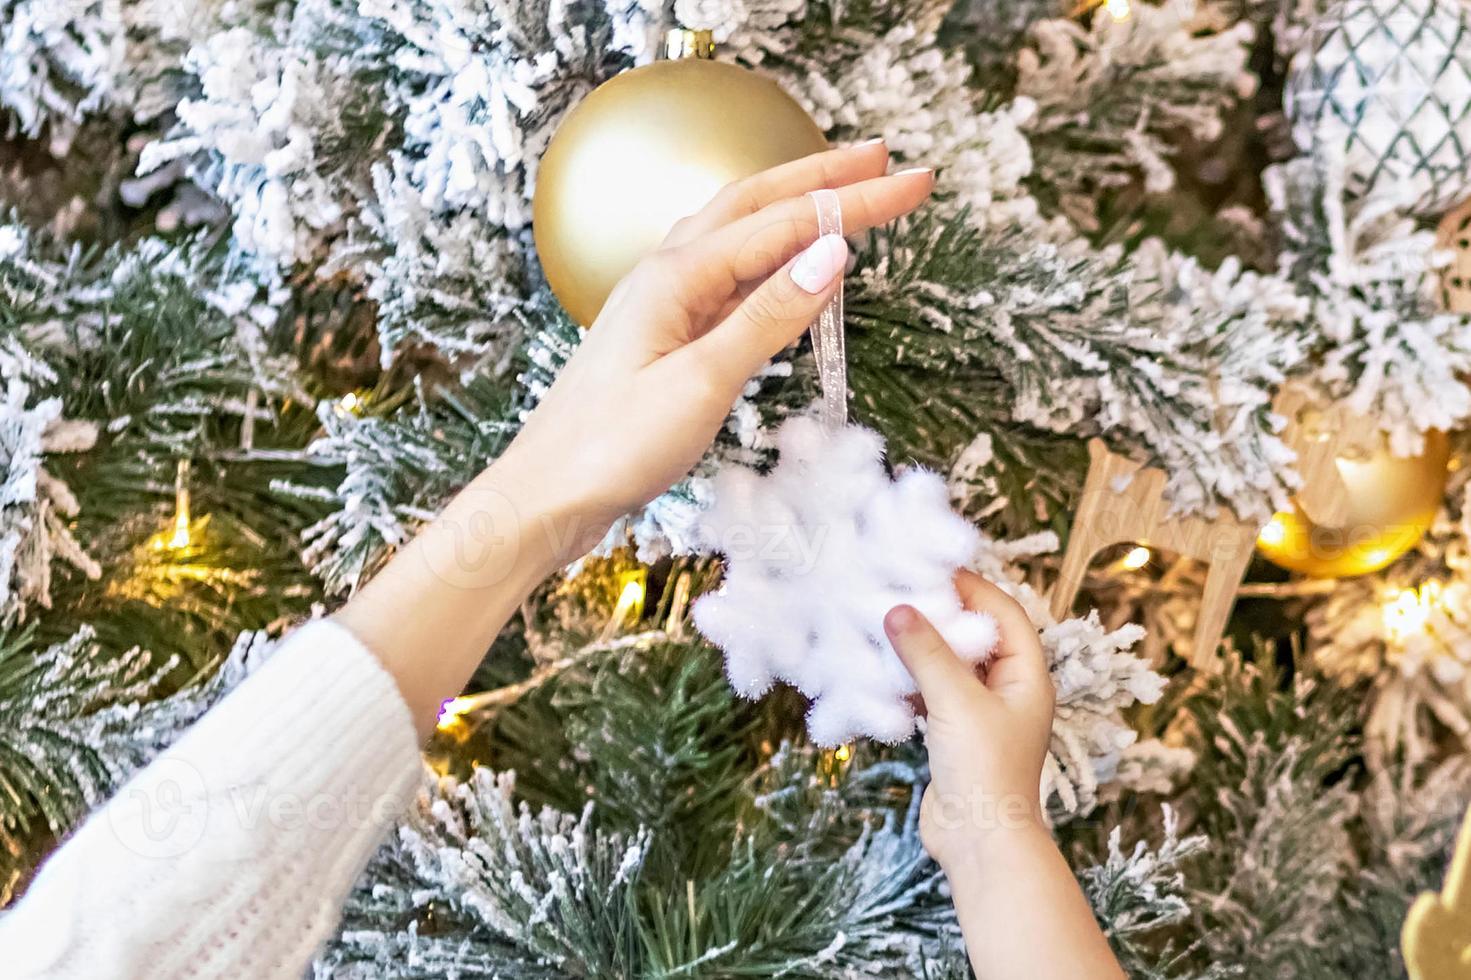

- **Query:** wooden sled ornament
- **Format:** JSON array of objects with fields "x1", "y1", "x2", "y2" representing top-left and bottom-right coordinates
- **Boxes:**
[
  {"x1": 1049, "y1": 384, "x2": 1378, "y2": 668},
  {"x1": 1403, "y1": 804, "x2": 1471, "y2": 979},
  {"x1": 1398, "y1": 201, "x2": 1471, "y2": 977}
]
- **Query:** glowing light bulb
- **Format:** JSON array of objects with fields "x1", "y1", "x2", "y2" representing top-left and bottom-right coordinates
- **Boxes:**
[
  {"x1": 834, "y1": 744, "x2": 852, "y2": 763},
  {"x1": 1258, "y1": 515, "x2": 1288, "y2": 548},
  {"x1": 1105, "y1": 0, "x2": 1131, "y2": 20},
  {"x1": 436, "y1": 696, "x2": 474, "y2": 731},
  {"x1": 1120, "y1": 546, "x2": 1151, "y2": 571},
  {"x1": 613, "y1": 568, "x2": 648, "y2": 623},
  {"x1": 597, "y1": 569, "x2": 650, "y2": 642},
  {"x1": 614, "y1": 579, "x2": 645, "y2": 620},
  {"x1": 166, "y1": 458, "x2": 192, "y2": 550},
  {"x1": 338, "y1": 392, "x2": 359, "y2": 413},
  {"x1": 168, "y1": 510, "x2": 191, "y2": 550},
  {"x1": 1383, "y1": 581, "x2": 1444, "y2": 644}
]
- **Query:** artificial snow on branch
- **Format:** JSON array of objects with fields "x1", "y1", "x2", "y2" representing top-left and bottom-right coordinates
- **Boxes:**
[
  {"x1": 851, "y1": 215, "x2": 1306, "y2": 522},
  {"x1": 0, "y1": 0, "x2": 124, "y2": 153},
  {"x1": 327, "y1": 0, "x2": 622, "y2": 363},
  {"x1": 1078, "y1": 808, "x2": 1229, "y2": 979},
  {"x1": 1018, "y1": 0, "x2": 1256, "y2": 227},
  {"x1": 318, "y1": 767, "x2": 649, "y2": 978},
  {"x1": 1268, "y1": 155, "x2": 1471, "y2": 453},
  {"x1": 1309, "y1": 474, "x2": 1471, "y2": 767},
  {"x1": 282, "y1": 378, "x2": 517, "y2": 594},
  {"x1": 140, "y1": 4, "x2": 389, "y2": 276},
  {"x1": 0, "y1": 337, "x2": 98, "y2": 622},
  {"x1": 0, "y1": 626, "x2": 273, "y2": 868},
  {"x1": 330, "y1": 161, "x2": 528, "y2": 368}
]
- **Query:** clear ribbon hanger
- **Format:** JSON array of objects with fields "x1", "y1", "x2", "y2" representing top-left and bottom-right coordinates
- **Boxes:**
[{"x1": 807, "y1": 188, "x2": 847, "y2": 429}]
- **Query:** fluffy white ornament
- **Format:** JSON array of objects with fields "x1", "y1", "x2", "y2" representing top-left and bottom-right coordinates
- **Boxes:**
[
  {"x1": 1283, "y1": 0, "x2": 1471, "y2": 215},
  {"x1": 693, "y1": 416, "x2": 998, "y2": 746}
]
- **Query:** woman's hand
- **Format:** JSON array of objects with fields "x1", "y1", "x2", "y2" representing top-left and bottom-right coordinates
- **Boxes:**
[
  {"x1": 337, "y1": 142, "x2": 933, "y2": 738},
  {"x1": 502, "y1": 140, "x2": 935, "y2": 545},
  {"x1": 883, "y1": 571, "x2": 1124, "y2": 980},
  {"x1": 883, "y1": 570, "x2": 1055, "y2": 868}
]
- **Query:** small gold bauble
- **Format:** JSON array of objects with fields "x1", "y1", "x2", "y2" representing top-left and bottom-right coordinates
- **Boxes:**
[
  {"x1": 1256, "y1": 429, "x2": 1451, "y2": 577},
  {"x1": 533, "y1": 31, "x2": 828, "y2": 326}
]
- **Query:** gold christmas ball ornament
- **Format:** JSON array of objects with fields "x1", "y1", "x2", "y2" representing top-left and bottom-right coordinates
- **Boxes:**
[
  {"x1": 533, "y1": 29, "x2": 828, "y2": 326},
  {"x1": 1256, "y1": 428, "x2": 1451, "y2": 578}
]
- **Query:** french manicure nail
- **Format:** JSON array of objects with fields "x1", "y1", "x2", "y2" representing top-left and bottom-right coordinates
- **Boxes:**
[
  {"x1": 893, "y1": 166, "x2": 933, "y2": 177},
  {"x1": 789, "y1": 233, "x2": 848, "y2": 294},
  {"x1": 856, "y1": 136, "x2": 886, "y2": 147}
]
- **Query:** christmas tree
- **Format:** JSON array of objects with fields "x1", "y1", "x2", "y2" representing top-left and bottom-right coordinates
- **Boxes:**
[{"x1": 3, "y1": 0, "x2": 1471, "y2": 973}]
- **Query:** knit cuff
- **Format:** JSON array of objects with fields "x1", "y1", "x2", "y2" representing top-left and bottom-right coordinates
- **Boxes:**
[{"x1": 6, "y1": 617, "x2": 425, "y2": 979}]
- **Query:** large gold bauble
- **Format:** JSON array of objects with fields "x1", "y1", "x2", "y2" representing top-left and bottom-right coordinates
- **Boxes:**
[
  {"x1": 1256, "y1": 429, "x2": 1452, "y2": 577},
  {"x1": 532, "y1": 41, "x2": 828, "y2": 326}
]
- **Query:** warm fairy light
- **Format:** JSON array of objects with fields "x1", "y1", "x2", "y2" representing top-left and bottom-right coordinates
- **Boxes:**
[
  {"x1": 338, "y1": 392, "x2": 360, "y2": 413},
  {"x1": 597, "y1": 568, "x2": 649, "y2": 642},
  {"x1": 155, "y1": 458, "x2": 192, "y2": 551},
  {"x1": 818, "y1": 742, "x2": 855, "y2": 785},
  {"x1": 1105, "y1": 0, "x2": 1131, "y2": 20},
  {"x1": 614, "y1": 569, "x2": 647, "y2": 622},
  {"x1": 1258, "y1": 514, "x2": 1288, "y2": 548},
  {"x1": 1383, "y1": 581, "x2": 1444, "y2": 644},
  {"x1": 436, "y1": 696, "x2": 474, "y2": 731},
  {"x1": 168, "y1": 508, "x2": 191, "y2": 550},
  {"x1": 1120, "y1": 546, "x2": 1151, "y2": 571}
]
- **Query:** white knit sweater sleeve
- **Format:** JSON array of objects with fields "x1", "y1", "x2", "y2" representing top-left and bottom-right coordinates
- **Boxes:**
[{"x1": 0, "y1": 619, "x2": 423, "y2": 979}]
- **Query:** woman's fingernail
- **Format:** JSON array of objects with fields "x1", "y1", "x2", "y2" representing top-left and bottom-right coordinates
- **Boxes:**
[
  {"x1": 856, "y1": 136, "x2": 886, "y2": 147},
  {"x1": 893, "y1": 166, "x2": 933, "y2": 178},
  {"x1": 790, "y1": 233, "x2": 848, "y2": 294}
]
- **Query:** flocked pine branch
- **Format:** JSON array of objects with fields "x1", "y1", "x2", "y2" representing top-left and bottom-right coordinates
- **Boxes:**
[
  {"x1": 0, "y1": 625, "x2": 272, "y2": 880},
  {"x1": 2, "y1": 218, "x2": 326, "y2": 665},
  {"x1": 967, "y1": 529, "x2": 1171, "y2": 817},
  {"x1": 1326, "y1": 757, "x2": 1471, "y2": 977},
  {"x1": 1171, "y1": 653, "x2": 1359, "y2": 976},
  {"x1": 1078, "y1": 807, "x2": 1233, "y2": 979},
  {"x1": 0, "y1": 0, "x2": 125, "y2": 153},
  {"x1": 850, "y1": 211, "x2": 1306, "y2": 522},
  {"x1": 1307, "y1": 466, "x2": 1471, "y2": 767},
  {"x1": 0, "y1": 335, "x2": 98, "y2": 623},
  {"x1": 321, "y1": 0, "x2": 624, "y2": 365},
  {"x1": 320, "y1": 760, "x2": 963, "y2": 977},
  {"x1": 139, "y1": 0, "x2": 395, "y2": 278},
  {"x1": 317, "y1": 767, "x2": 650, "y2": 979},
  {"x1": 280, "y1": 376, "x2": 520, "y2": 594},
  {"x1": 0, "y1": 0, "x2": 253, "y2": 152},
  {"x1": 1016, "y1": 0, "x2": 1257, "y2": 229},
  {"x1": 721, "y1": 0, "x2": 1041, "y2": 231},
  {"x1": 940, "y1": 0, "x2": 1067, "y2": 88},
  {"x1": 1267, "y1": 155, "x2": 1471, "y2": 453}
]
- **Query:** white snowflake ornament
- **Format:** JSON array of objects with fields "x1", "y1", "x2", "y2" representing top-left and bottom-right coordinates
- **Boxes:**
[{"x1": 693, "y1": 416, "x2": 998, "y2": 746}]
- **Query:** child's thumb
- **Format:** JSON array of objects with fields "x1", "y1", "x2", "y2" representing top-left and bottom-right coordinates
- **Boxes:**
[{"x1": 884, "y1": 604, "x2": 984, "y2": 715}]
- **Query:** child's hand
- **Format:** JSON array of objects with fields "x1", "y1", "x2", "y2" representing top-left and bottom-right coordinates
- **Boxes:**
[
  {"x1": 883, "y1": 569, "x2": 1055, "y2": 871},
  {"x1": 504, "y1": 142, "x2": 935, "y2": 543},
  {"x1": 885, "y1": 574, "x2": 1121, "y2": 979}
]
